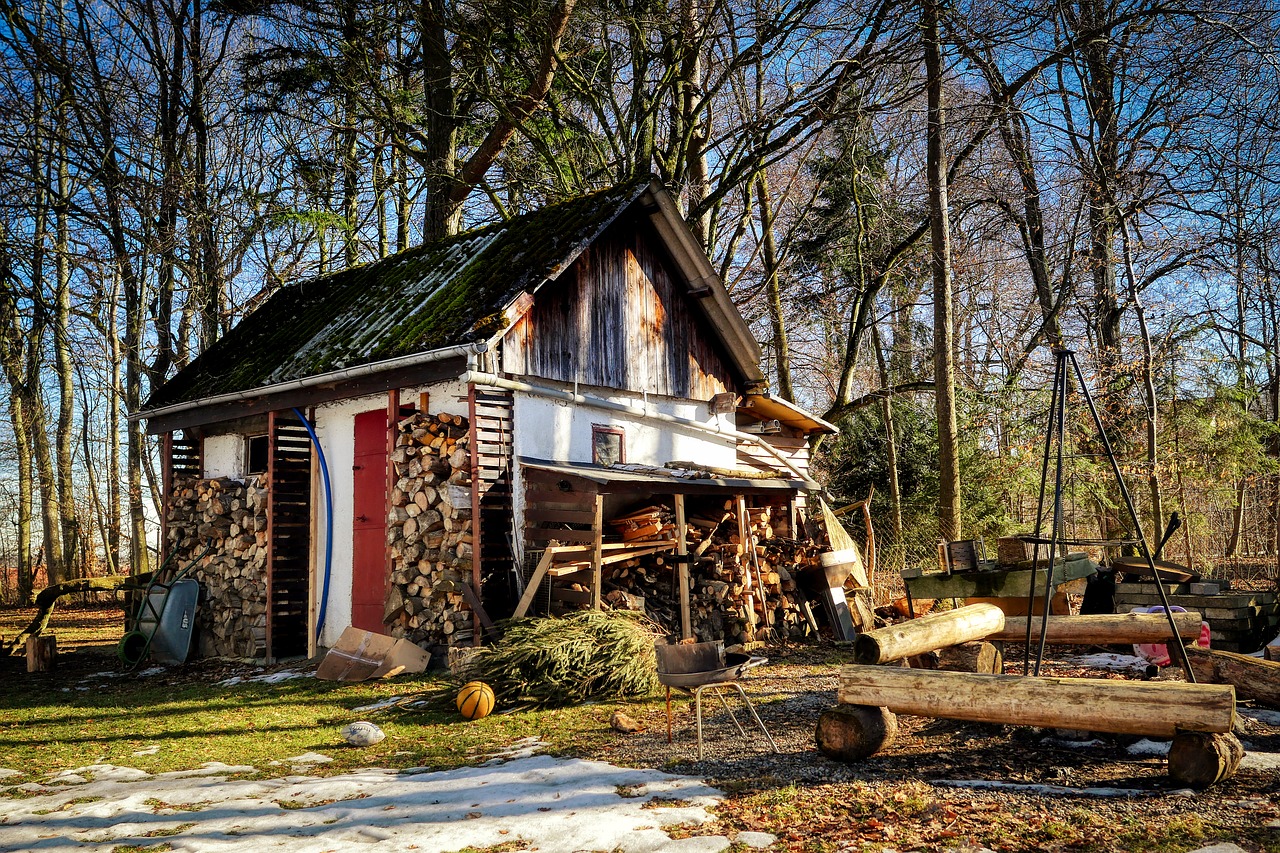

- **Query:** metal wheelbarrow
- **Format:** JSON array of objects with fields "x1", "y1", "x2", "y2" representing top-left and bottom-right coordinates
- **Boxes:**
[
  {"x1": 118, "y1": 540, "x2": 213, "y2": 669},
  {"x1": 654, "y1": 640, "x2": 780, "y2": 759}
]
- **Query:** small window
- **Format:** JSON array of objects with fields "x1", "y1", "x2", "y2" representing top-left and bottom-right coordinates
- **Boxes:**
[
  {"x1": 246, "y1": 434, "x2": 269, "y2": 474},
  {"x1": 592, "y1": 425, "x2": 624, "y2": 466}
]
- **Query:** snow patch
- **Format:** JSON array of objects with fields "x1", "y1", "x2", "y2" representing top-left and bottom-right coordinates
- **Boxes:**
[
  {"x1": 935, "y1": 779, "x2": 1171, "y2": 798},
  {"x1": 1066, "y1": 653, "x2": 1152, "y2": 674},
  {"x1": 351, "y1": 696, "x2": 403, "y2": 713},
  {"x1": 1125, "y1": 738, "x2": 1171, "y2": 756},
  {"x1": 1241, "y1": 708, "x2": 1280, "y2": 726},
  {"x1": 1239, "y1": 752, "x2": 1280, "y2": 772},
  {"x1": 0, "y1": 755, "x2": 726, "y2": 853}
]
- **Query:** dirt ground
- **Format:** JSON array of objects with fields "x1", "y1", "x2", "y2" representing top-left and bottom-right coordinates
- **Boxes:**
[{"x1": 3, "y1": 604, "x2": 1279, "y2": 852}]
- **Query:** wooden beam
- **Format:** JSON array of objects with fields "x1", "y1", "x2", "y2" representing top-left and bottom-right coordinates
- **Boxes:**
[
  {"x1": 468, "y1": 383, "x2": 483, "y2": 646},
  {"x1": 144, "y1": 356, "x2": 468, "y2": 434},
  {"x1": 591, "y1": 494, "x2": 604, "y2": 610},
  {"x1": 674, "y1": 493, "x2": 691, "y2": 640},
  {"x1": 853, "y1": 604, "x2": 1006, "y2": 666},
  {"x1": 512, "y1": 543, "x2": 559, "y2": 619},
  {"x1": 837, "y1": 665, "x2": 1236, "y2": 737}
]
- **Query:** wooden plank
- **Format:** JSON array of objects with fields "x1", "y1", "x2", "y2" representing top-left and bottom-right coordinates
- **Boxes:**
[
  {"x1": 525, "y1": 527, "x2": 598, "y2": 544},
  {"x1": 512, "y1": 544, "x2": 558, "y2": 619},
  {"x1": 552, "y1": 587, "x2": 594, "y2": 605},
  {"x1": 592, "y1": 494, "x2": 604, "y2": 611},
  {"x1": 525, "y1": 507, "x2": 598, "y2": 525}
]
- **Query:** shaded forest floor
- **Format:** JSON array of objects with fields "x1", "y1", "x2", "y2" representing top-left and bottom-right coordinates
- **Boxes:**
[{"x1": 1, "y1": 604, "x2": 1278, "y2": 852}]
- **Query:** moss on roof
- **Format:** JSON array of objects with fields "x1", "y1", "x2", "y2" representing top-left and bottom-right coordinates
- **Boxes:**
[{"x1": 146, "y1": 179, "x2": 652, "y2": 410}]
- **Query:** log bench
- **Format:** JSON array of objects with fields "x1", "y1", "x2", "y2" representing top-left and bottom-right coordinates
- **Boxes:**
[{"x1": 818, "y1": 665, "x2": 1242, "y2": 788}]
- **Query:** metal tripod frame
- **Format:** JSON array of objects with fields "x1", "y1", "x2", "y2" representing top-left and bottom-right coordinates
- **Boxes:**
[{"x1": 1022, "y1": 346, "x2": 1195, "y2": 682}]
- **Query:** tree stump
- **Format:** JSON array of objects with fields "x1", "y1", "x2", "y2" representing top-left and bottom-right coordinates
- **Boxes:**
[
  {"x1": 1168, "y1": 730, "x2": 1244, "y2": 789},
  {"x1": 26, "y1": 635, "x2": 56, "y2": 672},
  {"x1": 815, "y1": 704, "x2": 897, "y2": 761}
]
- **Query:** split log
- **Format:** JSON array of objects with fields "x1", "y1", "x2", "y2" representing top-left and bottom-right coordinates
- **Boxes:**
[
  {"x1": 815, "y1": 704, "x2": 898, "y2": 761},
  {"x1": 1168, "y1": 730, "x2": 1244, "y2": 788},
  {"x1": 853, "y1": 604, "x2": 1005, "y2": 665},
  {"x1": 988, "y1": 612, "x2": 1203, "y2": 644},
  {"x1": 1186, "y1": 646, "x2": 1280, "y2": 709},
  {"x1": 26, "y1": 635, "x2": 56, "y2": 672},
  {"x1": 838, "y1": 665, "x2": 1236, "y2": 737}
]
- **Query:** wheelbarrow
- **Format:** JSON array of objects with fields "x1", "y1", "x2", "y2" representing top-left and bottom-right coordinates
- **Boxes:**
[
  {"x1": 654, "y1": 640, "x2": 779, "y2": 759},
  {"x1": 117, "y1": 540, "x2": 212, "y2": 669}
]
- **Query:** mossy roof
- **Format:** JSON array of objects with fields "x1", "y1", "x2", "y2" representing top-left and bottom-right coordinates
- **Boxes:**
[{"x1": 145, "y1": 179, "x2": 653, "y2": 411}]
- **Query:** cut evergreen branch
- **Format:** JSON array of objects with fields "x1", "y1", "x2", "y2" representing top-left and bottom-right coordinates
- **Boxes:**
[{"x1": 474, "y1": 611, "x2": 662, "y2": 707}]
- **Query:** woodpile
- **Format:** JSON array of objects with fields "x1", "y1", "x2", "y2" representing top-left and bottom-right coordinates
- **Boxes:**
[
  {"x1": 383, "y1": 411, "x2": 475, "y2": 650},
  {"x1": 166, "y1": 475, "x2": 268, "y2": 658},
  {"x1": 600, "y1": 500, "x2": 817, "y2": 644}
]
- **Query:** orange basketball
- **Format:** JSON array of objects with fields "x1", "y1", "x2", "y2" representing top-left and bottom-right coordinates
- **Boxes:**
[{"x1": 456, "y1": 681, "x2": 496, "y2": 720}]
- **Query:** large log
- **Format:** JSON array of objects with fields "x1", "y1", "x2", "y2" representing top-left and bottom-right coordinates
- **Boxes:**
[
  {"x1": 1186, "y1": 646, "x2": 1280, "y2": 709},
  {"x1": 816, "y1": 704, "x2": 898, "y2": 761},
  {"x1": 853, "y1": 604, "x2": 1005, "y2": 665},
  {"x1": 908, "y1": 641, "x2": 1004, "y2": 673},
  {"x1": 987, "y1": 612, "x2": 1203, "y2": 644},
  {"x1": 838, "y1": 665, "x2": 1236, "y2": 736},
  {"x1": 1168, "y1": 730, "x2": 1244, "y2": 789}
]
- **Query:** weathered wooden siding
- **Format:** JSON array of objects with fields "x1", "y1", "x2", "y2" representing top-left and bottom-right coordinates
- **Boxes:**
[
  {"x1": 737, "y1": 434, "x2": 811, "y2": 479},
  {"x1": 503, "y1": 218, "x2": 735, "y2": 398}
]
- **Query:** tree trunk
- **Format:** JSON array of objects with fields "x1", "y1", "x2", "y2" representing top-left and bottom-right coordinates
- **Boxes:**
[
  {"x1": 923, "y1": 0, "x2": 961, "y2": 541},
  {"x1": 756, "y1": 171, "x2": 792, "y2": 401},
  {"x1": 873, "y1": 323, "x2": 903, "y2": 539}
]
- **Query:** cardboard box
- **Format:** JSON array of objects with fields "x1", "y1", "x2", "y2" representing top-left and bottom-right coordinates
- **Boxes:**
[{"x1": 315, "y1": 626, "x2": 431, "y2": 682}]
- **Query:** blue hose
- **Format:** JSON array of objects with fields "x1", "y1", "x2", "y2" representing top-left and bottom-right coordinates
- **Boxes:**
[{"x1": 293, "y1": 407, "x2": 333, "y2": 646}]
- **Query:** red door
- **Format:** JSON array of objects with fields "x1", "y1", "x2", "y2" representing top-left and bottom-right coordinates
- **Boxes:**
[{"x1": 351, "y1": 409, "x2": 389, "y2": 633}]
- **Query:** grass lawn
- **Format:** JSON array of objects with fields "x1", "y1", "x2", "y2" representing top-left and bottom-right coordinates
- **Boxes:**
[
  {"x1": 0, "y1": 604, "x2": 655, "y2": 780},
  {"x1": 4, "y1": 604, "x2": 1280, "y2": 852}
]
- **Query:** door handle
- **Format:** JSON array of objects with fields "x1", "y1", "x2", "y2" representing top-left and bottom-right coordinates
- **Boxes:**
[{"x1": 356, "y1": 514, "x2": 369, "y2": 522}]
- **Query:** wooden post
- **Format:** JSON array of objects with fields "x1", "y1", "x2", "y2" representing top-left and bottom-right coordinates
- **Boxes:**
[
  {"x1": 735, "y1": 495, "x2": 757, "y2": 637},
  {"x1": 838, "y1": 665, "x2": 1237, "y2": 737},
  {"x1": 26, "y1": 635, "x2": 56, "y2": 672},
  {"x1": 468, "y1": 384, "x2": 483, "y2": 645},
  {"x1": 161, "y1": 432, "x2": 174, "y2": 563},
  {"x1": 989, "y1": 612, "x2": 1204, "y2": 644},
  {"x1": 673, "y1": 493, "x2": 692, "y2": 640},
  {"x1": 853, "y1": 603, "x2": 1006, "y2": 665},
  {"x1": 591, "y1": 495, "x2": 604, "y2": 610}
]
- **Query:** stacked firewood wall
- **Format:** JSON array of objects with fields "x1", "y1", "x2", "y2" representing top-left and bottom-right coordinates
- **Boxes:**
[
  {"x1": 384, "y1": 411, "x2": 475, "y2": 649},
  {"x1": 603, "y1": 502, "x2": 821, "y2": 644},
  {"x1": 166, "y1": 475, "x2": 269, "y2": 658}
]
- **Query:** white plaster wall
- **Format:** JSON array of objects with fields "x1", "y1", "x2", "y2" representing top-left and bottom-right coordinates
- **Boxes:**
[
  {"x1": 203, "y1": 434, "x2": 244, "y2": 479},
  {"x1": 511, "y1": 388, "x2": 737, "y2": 468},
  {"x1": 312, "y1": 380, "x2": 472, "y2": 647},
  {"x1": 508, "y1": 385, "x2": 738, "y2": 568}
]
